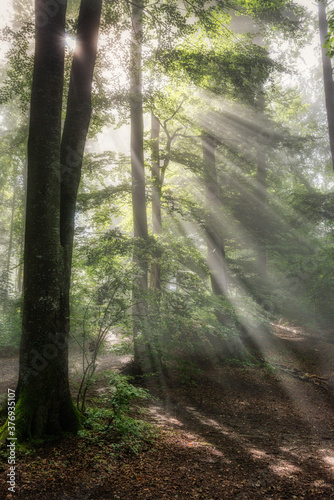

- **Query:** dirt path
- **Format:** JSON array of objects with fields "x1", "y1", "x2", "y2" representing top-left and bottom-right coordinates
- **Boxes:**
[
  {"x1": 0, "y1": 331, "x2": 132, "y2": 396},
  {"x1": 1, "y1": 324, "x2": 334, "y2": 499}
]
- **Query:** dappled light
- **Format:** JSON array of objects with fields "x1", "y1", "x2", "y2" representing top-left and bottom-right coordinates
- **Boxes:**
[
  {"x1": 0, "y1": 0, "x2": 334, "y2": 498},
  {"x1": 65, "y1": 35, "x2": 77, "y2": 52}
]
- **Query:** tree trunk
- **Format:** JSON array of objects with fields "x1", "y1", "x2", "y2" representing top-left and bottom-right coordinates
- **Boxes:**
[
  {"x1": 319, "y1": 0, "x2": 334, "y2": 169},
  {"x1": 13, "y1": 0, "x2": 79, "y2": 442},
  {"x1": 5, "y1": 180, "x2": 16, "y2": 299},
  {"x1": 16, "y1": 229, "x2": 24, "y2": 295},
  {"x1": 16, "y1": 160, "x2": 27, "y2": 294},
  {"x1": 202, "y1": 133, "x2": 246, "y2": 359},
  {"x1": 150, "y1": 112, "x2": 162, "y2": 291},
  {"x1": 60, "y1": 0, "x2": 102, "y2": 340},
  {"x1": 202, "y1": 133, "x2": 227, "y2": 297},
  {"x1": 9, "y1": 0, "x2": 102, "y2": 442},
  {"x1": 255, "y1": 91, "x2": 268, "y2": 305},
  {"x1": 130, "y1": 0, "x2": 150, "y2": 368}
]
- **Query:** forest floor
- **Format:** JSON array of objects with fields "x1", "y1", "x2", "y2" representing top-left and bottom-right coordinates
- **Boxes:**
[{"x1": 1, "y1": 323, "x2": 334, "y2": 499}]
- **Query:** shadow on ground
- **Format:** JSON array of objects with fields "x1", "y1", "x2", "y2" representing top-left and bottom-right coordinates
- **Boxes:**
[{"x1": 1, "y1": 324, "x2": 334, "y2": 499}]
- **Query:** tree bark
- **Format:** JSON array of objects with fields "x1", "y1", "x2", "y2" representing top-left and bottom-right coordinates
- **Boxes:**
[
  {"x1": 150, "y1": 112, "x2": 162, "y2": 291},
  {"x1": 13, "y1": 0, "x2": 79, "y2": 442},
  {"x1": 319, "y1": 0, "x2": 334, "y2": 169},
  {"x1": 130, "y1": 0, "x2": 148, "y2": 246},
  {"x1": 10, "y1": 0, "x2": 102, "y2": 442},
  {"x1": 130, "y1": 0, "x2": 150, "y2": 368},
  {"x1": 202, "y1": 133, "x2": 227, "y2": 297},
  {"x1": 60, "y1": 0, "x2": 102, "y2": 339}
]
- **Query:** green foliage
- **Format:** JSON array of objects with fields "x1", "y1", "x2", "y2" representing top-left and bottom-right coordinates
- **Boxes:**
[
  {"x1": 138, "y1": 280, "x2": 242, "y2": 370},
  {"x1": 109, "y1": 340, "x2": 134, "y2": 356},
  {"x1": 79, "y1": 372, "x2": 156, "y2": 455},
  {"x1": 71, "y1": 229, "x2": 136, "y2": 410},
  {"x1": 233, "y1": 0, "x2": 307, "y2": 37},
  {"x1": 71, "y1": 228, "x2": 134, "y2": 339},
  {"x1": 101, "y1": 372, "x2": 151, "y2": 415},
  {"x1": 280, "y1": 190, "x2": 334, "y2": 326},
  {"x1": 224, "y1": 354, "x2": 275, "y2": 373},
  {"x1": 0, "y1": 295, "x2": 22, "y2": 355},
  {"x1": 0, "y1": 23, "x2": 34, "y2": 110},
  {"x1": 156, "y1": 43, "x2": 274, "y2": 104},
  {"x1": 325, "y1": 8, "x2": 334, "y2": 58}
]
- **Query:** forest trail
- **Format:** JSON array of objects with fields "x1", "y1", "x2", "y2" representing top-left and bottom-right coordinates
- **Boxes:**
[
  {"x1": 0, "y1": 330, "x2": 131, "y2": 396},
  {"x1": 1, "y1": 323, "x2": 334, "y2": 499},
  {"x1": 1, "y1": 323, "x2": 333, "y2": 395}
]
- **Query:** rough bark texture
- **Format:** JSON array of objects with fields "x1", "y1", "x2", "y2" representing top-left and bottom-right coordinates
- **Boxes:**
[
  {"x1": 11, "y1": 0, "x2": 102, "y2": 442},
  {"x1": 14, "y1": 0, "x2": 78, "y2": 441},
  {"x1": 130, "y1": 0, "x2": 150, "y2": 368},
  {"x1": 202, "y1": 133, "x2": 227, "y2": 297},
  {"x1": 130, "y1": 0, "x2": 148, "y2": 246},
  {"x1": 60, "y1": 0, "x2": 102, "y2": 338},
  {"x1": 150, "y1": 112, "x2": 162, "y2": 291},
  {"x1": 319, "y1": 0, "x2": 334, "y2": 169}
]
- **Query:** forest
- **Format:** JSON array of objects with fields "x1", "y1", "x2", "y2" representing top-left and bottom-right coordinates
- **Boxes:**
[{"x1": 0, "y1": 0, "x2": 334, "y2": 498}]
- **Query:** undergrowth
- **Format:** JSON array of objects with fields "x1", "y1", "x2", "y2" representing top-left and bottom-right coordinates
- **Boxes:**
[
  {"x1": 79, "y1": 372, "x2": 158, "y2": 455},
  {"x1": 224, "y1": 354, "x2": 276, "y2": 373}
]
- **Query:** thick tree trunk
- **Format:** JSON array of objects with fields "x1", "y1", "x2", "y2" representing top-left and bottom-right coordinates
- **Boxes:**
[
  {"x1": 9, "y1": 0, "x2": 102, "y2": 442},
  {"x1": 60, "y1": 0, "x2": 102, "y2": 338},
  {"x1": 319, "y1": 0, "x2": 334, "y2": 169},
  {"x1": 13, "y1": 0, "x2": 79, "y2": 441},
  {"x1": 150, "y1": 112, "x2": 162, "y2": 291},
  {"x1": 130, "y1": 0, "x2": 150, "y2": 368},
  {"x1": 202, "y1": 133, "x2": 227, "y2": 297}
]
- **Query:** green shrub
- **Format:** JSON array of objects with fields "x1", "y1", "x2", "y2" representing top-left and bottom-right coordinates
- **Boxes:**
[
  {"x1": 79, "y1": 372, "x2": 157, "y2": 455},
  {"x1": 0, "y1": 298, "x2": 22, "y2": 355}
]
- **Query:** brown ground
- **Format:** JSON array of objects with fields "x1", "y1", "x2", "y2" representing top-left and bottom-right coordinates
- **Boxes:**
[{"x1": 1, "y1": 323, "x2": 334, "y2": 499}]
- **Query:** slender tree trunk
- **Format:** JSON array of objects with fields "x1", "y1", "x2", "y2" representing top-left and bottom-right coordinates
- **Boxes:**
[
  {"x1": 13, "y1": 0, "x2": 79, "y2": 441},
  {"x1": 255, "y1": 91, "x2": 268, "y2": 303},
  {"x1": 319, "y1": 0, "x2": 334, "y2": 169},
  {"x1": 202, "y1": 133, "x2": 246, "y2": 359},
  {"x1": 130, "y1": 0, "x2": 149, "y2": 368},
  {"x1": 16, "y1": 229, "x2": 24, "y2": 294},
  {"x1": 5, "y1": 180, "x2": 16, "y2": 297},
  {"x1": 17, "y1": 160, "x2": 27, "y2": 294},
  {"x1": 60, "y1": 0, "x2": 102, "y2": 340},
  {"x1": 150, "y1": 112, "x2": 162, "y2": 291},
  {"x1": 202, "y1": 133, "x2": 227, "y2": 297}
]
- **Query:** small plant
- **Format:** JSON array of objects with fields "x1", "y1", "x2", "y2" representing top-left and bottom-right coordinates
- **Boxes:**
[
  {"x1": 80, "y1": 372, "x2": 157, "y2": 455},
  {"x1": 109, "y1": 340, "x2": 133, "y2": 356},
  {"x1": 223, "y1": 354, "x2": 275, "y2": 373},
  {"x1": 174, "y1": 359, "x2": 201, "y2": 386},
  {"x1": 101, "y1": 372, "x2": 151, "y2": 417}
]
